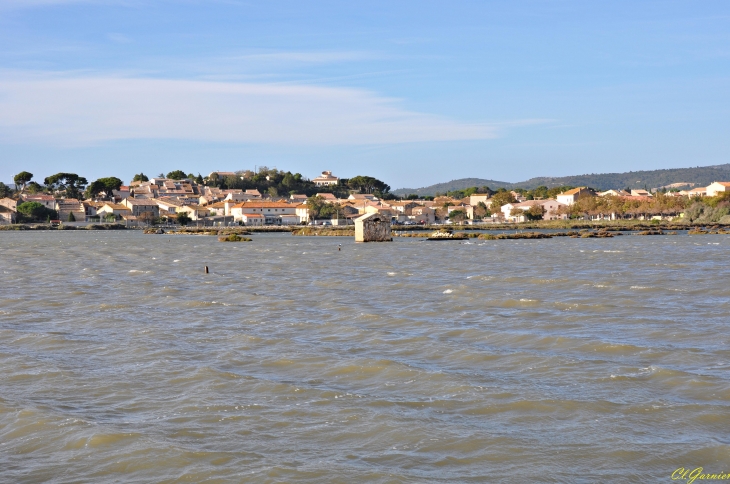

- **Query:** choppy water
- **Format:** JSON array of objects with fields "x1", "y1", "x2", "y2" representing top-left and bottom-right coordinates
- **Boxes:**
[{"x1": 1, "y1": 231, "x2": 729, "y2": 483}]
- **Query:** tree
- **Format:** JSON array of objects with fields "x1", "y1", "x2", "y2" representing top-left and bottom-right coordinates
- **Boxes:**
[
  {"x1": 85, "y1": 177, "x2": 123, "y2": 200},
  {"x1": 14, "y1": 171, "x2": 33, "y2": 192},
  {"x1": 16, "y1": 202, "x2": 57, "y2": 222},
  {"x1": 44, "y1": 173, "x2": 88, "y2": 200},
  {"x1": 132, "y1": 173, "x2": 149, "y2": 182},
  {"x1": 509, "y1": 208, "x2": 525, "y2": 221},
  {"x1": 195, "y1": 173, "x2": 204, "y2": 185},
  {"x1": 25, "y1": 182, "x2": 44, "y2": 194},
  {"x1": 524, "y1": 204, "x2": 546, "y2": 221},
  {"x1": 474, "y1": 201, "x2": 490, "y2": 219},
  {"x1": 138, "y1": 211, "x2": 158, "y2": 225},
  {"x1": 68, "y1": 212, "x2": 76, "y2": 222},
  {"x1": 176, "y1": 212, "x2": 192, "y2": 226},
  {"x1": 306, "y1": 195, "x2": 328, "y2": 221},
  {"x1": 166, "y1": 170, "x2": 188, "y2": 180},
  {"x1": 0, "y1": 182, "x2": 12, "y2": 198},
  {"x1": 347, "y1": 176, "x2": 391, "y2": 196},
  {"x1": 489, "y1": 190, "x2": 517, "y2": 210},
  {"x1": 448, "y1": 209, "x2": 467, "y2": 223}
]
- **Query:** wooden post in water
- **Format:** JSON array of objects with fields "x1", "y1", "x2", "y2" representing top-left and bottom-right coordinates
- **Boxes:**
[{"x1": 204, "y1": 266, "x2": 209, "y2": 274}]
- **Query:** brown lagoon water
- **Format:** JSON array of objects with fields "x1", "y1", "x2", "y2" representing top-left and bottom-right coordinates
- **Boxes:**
[{"x1": 1, "y1": 231, "x2": 729, "y2": 483}]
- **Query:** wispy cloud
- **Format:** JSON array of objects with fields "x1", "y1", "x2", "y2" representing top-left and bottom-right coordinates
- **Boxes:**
[
  {"x1": 0, "y1": 0, "x2": 103, "y2": 9},
  {"x1": 227, "y1": 51, "x2": 381, "y2": 64},
  {"x1": 0, "y1": 72, "x2": 512, "y2": 147},
  {"x1": 107, "y1": 32, "x2": 133, "y2": 44}
]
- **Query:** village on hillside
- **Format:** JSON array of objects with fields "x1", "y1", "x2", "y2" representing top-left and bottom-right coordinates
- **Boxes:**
[{"x1": 2, "y1": 169, "x2": 730, "y2": 227}]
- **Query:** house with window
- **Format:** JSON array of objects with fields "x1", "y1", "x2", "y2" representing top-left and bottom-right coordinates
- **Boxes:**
[
  {"x1": 410, "y1": 206, "x2": 435, "y2": 224},
  {"x1": 121, "y1": 198, "x2": 160, "y2": 217},
  {"x1": 295, "y1": 203, "x2": 310, "y2": 223},
  {"x1": 312, "y1": 171, "x2": 339, "y2": 186},
  {"x1": 96, "y1": 203, "x2": 132, "y2": 220},
  {"x1": 20, "y1": 194, "x2": 56, "y2": 210},
  {"x1": 176, "y1": 205, "x2": 210, "y2": 221},
  {"x1": 240, "y1": 213, "x2": 264, "y2": 225},
  {"x1": 501, "y1": 199, "x2": 567, "y2": 222},
  {"x1": 154, "y1": 197, "x2": 184, "y2": 214},
  {"x1": 230, "y1": 201, "x2": 298, "y2": 225}
]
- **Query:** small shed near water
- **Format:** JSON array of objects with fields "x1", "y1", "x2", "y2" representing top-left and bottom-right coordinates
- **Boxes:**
[{"x1": 354, "y1": 213, "x2": 392, "y2": 242}]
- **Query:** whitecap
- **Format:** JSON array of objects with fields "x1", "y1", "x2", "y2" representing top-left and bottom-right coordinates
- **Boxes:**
[
  {"x1": 387, "y1": 272, "x2": 396, "y2": 276},
  {"x1": 443, "y1": 289, "x2": 453, "y2": 294},
  {"x1": 173, "y1": 259, "x2": 180, "y2": 262}
]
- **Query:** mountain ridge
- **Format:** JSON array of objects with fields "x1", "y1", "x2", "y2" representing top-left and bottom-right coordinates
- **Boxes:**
[{"x1": 393, "y1": 164, "x2": 730, "y2": 196}]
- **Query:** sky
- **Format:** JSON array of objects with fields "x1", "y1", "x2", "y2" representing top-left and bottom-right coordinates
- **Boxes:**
[{"x1": 1, "y1": 1, "x2": 729, "y2": 189}]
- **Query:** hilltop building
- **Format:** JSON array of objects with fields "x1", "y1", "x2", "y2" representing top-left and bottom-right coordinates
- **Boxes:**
[{"x1": 312, "y1": 171, "x2": 339, "y2": 186}]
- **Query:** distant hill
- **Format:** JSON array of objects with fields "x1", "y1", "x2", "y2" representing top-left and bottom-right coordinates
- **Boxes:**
[
  {"x1": 394, "y1": 177, "x2": 512, "y2": 196},
  {"x1": 393, "y1": 164, "x2": 730, "y2": 196}
]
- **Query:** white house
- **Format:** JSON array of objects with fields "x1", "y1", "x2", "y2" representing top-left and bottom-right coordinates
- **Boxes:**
[
  {"x1": 240, "y1": 213, "x2": 264, "y2": 226},
  {"x1": 706, "y1": 182, "x2": 730, "y2": 197},
  {"x1": 501, "y1": 199, "x2": 567, "y2": 222},
  {"x1": 20, "y1": 194, "x2": 56, "y2": 210},
  {"x1": 295, "y1": 203, "x2": 310, "y2": 223},
  {"x1": 312, "y1": 171, "x2": 339, "y2": 186},
  {"x1": 230, "y1": 201, "x2": 298, "y2": 225},
  {"x1": 598, "y1": 189, "x2": 630, "y2": 197},
  {"x1": 556, "y1": 187, "x2": 593, "y2": 206}
]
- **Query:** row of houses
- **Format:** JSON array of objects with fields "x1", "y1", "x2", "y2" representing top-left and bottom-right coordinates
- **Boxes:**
[{"x1": 5, "y1": 175, "x2": 730, "y2": 226}]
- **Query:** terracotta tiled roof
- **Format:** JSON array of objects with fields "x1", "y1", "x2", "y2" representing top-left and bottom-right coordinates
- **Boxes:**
[{"x1": 234, "y1": 201, "x2": 293, "y2": 208}]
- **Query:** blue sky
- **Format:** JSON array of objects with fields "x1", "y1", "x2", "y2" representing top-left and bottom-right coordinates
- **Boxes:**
[{"x1": 1, "y1": 1, "x2": 729, "y2": 189}]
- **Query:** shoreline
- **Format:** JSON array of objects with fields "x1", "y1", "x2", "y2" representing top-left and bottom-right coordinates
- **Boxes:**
[{"x1": 3, "y1": 222, "x2": 730, "y2": 239}]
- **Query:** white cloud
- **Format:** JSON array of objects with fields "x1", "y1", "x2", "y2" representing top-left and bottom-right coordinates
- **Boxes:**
[
  {"x1": 0, "y1": 73, "x2": 504, "y2": 147},
  {"x1": 107, "y1": 33, "x2": 133, "y2": 44}
]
